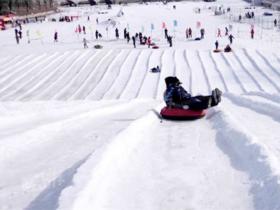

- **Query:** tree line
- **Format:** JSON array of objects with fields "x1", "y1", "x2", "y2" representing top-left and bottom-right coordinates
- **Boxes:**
[{"x1": 0, "y1": 0, "x2": 56, "y2": 15}]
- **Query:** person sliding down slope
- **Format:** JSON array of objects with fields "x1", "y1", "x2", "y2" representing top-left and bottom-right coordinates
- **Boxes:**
[{"x1": 163, "y1": 76, "x2": 222, "y2": 110}]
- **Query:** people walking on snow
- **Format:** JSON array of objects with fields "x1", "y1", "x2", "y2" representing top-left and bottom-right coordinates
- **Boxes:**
[
  {"x1": 164, "y1": 28, "x2": 168, "y2": 39},
  {"x1": 164, "y1": 76, "x2": 222, "y2": 110},
  {"x1": 115, "y1": 28, "x2": 119, "y2": 39},
  {"x1": 132, "y1": 36, "x2": 136, "y2": 48},
  {"x1": 200, "y1": 28, "x2": 205, "y2": 39},
  {"x1": 217, "y1": 28, "x2": 221, "y2": 37},
  {"x1": 147, "y1": 36, "x2": 151, "y2": 48},
  {"x1": 82, "y1": 25, "x2": 86, "y2": 34},
  {"x1": 167, "y1": 35, "x2": 173, "y2": 47},
  {"x1": 188, "y1": 28, "x2": 192, "y2": 38},
  {"x1": 15, "y1": 28, "x2": 19, "y2": 44},
  {"x1": 274, "y1": 19, "x2": 277, "y2": 27},
  {"x1": 215, "y1": 40, "x2": 219, "y2": 50},
  {"x1": 250, "y1": 28, "x2": 254, "y2": 39},
  {"x1": 225, "y1": 27, "x2": 229, "y2": 36},
  {"x1": 124, "y1": 28, "x2": 127, "y2": 39},
  {"x1": 54, "y1": 31, "x2": 58, "y2": 42},
  {"x1": 229, "y1": 34, "x2": 234, "y2": 44},
  {"x1": 83, "y1": 38, "x2": 88, "y2": 48},
  {"x1": 95, "y1": 30, "x2": 99, "y2": 39},
  {"x1": 185, "y1": 28, "x2": 189, "y2": 39},
  {"x1": 126, "y1": 32, "x2": 130, "y2": 43}
]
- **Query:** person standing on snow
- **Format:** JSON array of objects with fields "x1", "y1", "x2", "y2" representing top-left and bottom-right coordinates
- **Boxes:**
[
  {"x1": 83, "y1": 38, "x2": 88, "y2": 48},
  {"x1": 164, "y1": 28, "x2": 168, "y2": 39},
  {"x1": 250, "y1": 28, "x2": 254, "y2": 39},
  {"x1": 229, "y1": 34, "x2": 234, "y2": 44},
  {"x1": 54, "y1": 31, "x2": 58, "y2": 42},
  {"x1": 115, "y1": 28, "x2": 119, "y2": 39},
  {"x1": 215, "y1": 40, "x2": 219, "y2": 50},
  {"x1": 132, "y1": 36, "x2": 136, "y2": 48},
  {"x1": 163, "y1": 76, "x2": 222, "y2": 110},
  {"x1": 95, "y1": 30, "x2": 99, "y2": 39}
]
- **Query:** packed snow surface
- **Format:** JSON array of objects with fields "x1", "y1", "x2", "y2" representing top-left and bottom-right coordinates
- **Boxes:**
[{"x1": 0, "y1": 0, "x2": 280, "y2": 210}]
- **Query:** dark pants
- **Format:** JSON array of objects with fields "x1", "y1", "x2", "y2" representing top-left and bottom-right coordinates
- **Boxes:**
[{"x1": 181, "y1": 95, "x2": 217, "y2": 110}]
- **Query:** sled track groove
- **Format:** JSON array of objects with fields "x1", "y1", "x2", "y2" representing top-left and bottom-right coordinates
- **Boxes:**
[
  {"x1": 2, "y1": 53, "x2": 62, "y2": 100},
  {"x1": 0, "y1": 54, "x2": 49, "y2": 98},
  {"x1": 220, "y1": 53, "x2": 246, "y2": 93},
  {"x1": 256, "y1": 50, "x2": 280, "y2": 80},
  {"x1": 135, "y1": 50, "x2": 151, "y2": 98},
  {"x1": 210, "y1": 103, "x2": 280, "y2": 210},
  {"x1": 225, "y1": 93, "x2": 280, "y2": 123},
  {"x1": 117, "y1": 50, "x2": 141, "y2": 99},
  {"x1": 53, "y1": 51, "x2": 98, "y2": 100},
  {"x1": 84, "y1": 50, "x2": 118, "y2": 99},
  {"x1": 208, "y1": 52, "x2": 228, "y2": 92},
  {"x1": 86, "y1": 50, "x2": 122, "y2": 100},
  {"x1": 36, "y1": 51, "x2": 87, "y2": 100},
  {"x1": 102, "y1": 50, "x2": 131, "y2": 99},
  {"x1": 153, "y1": 50, "x2": 164, "y2": 99},
  {"x1": 197, "y1": 50, "x2": 211, "y2": 93},
  {"x1": 242, "y1": 49, "x2": 280, "y2": 92},
  {"x1": 50, "y1": 51, "x2": 94, "y2": 100},
  {"x1": 245, "y1": 91, "x2": 280, "y2": 104},
  {"x1": 0, "y1": 54, "x2": 40, "y2": 86},
  {"x1": 95, "y1": 50, "x2": 130, "y2": 100},
  {"x1": 19, "y1": 51, "x2": 76, "y2": 101},
  {"x1": 183, "y1": 50, "x2": 192, "y2": 94},
  {"x1": 69, "y1": 50, "x2": 112, "y2": 100},
  {"x1": 0, "y1": 55, "x2": 25, "y2": 73},
  {"x1": 232, "y1": 51, "x2": 263, "y2": 91}
]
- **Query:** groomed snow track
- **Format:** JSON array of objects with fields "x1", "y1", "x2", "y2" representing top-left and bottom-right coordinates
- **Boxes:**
[{"x1": 0, "y1": 49, "x2": 280, "y2": 210}]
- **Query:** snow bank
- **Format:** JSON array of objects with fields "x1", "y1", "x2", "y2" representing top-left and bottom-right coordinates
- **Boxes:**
[{"x1": 209, "y1": 106, "x2": 280, "y2": 210}]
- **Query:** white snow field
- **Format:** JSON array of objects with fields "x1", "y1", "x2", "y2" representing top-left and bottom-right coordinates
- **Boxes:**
[{"x1": 1, "y1": 0, "x2": 280, "y2": 210}]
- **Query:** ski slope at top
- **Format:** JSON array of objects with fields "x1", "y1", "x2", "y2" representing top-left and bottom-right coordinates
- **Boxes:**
[{"x1": 0, "y1": 0, "x2": 280, "y2": 210}]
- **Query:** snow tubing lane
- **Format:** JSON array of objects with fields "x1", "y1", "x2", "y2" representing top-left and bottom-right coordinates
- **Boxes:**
[{"x1": 160, "y1": 107, "x2": 206, "y2": 120}]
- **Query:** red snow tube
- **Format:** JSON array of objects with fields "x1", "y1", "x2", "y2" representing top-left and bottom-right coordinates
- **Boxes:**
[{"x1": 160, "y1": 107, "x2": 206, "y2": 120}]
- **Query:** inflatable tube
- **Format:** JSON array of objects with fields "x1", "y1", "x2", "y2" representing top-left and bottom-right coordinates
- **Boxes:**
[
  {"x1": 213, "y1": 49, "x2": 222, "y2": 53},
  {"x1": 160, "y1": 107, "x2": 206, "y2": 120}
]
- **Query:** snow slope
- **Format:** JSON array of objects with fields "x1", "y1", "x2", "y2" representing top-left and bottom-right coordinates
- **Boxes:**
[{"x1": 0, "y1": 0, "x2": 280, "y2": 210}]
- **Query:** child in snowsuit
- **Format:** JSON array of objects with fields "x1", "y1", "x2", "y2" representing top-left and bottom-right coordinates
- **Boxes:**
[{"x1": 163, "y1": 76, "x2": 222, "y2": 110}]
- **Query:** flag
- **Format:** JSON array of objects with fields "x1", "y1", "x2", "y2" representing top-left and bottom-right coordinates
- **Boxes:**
[
  {"x1": 151, "y1": 23, "x2": 154, "y2": 30},
  {"x1": 162, "y1": 22, "x2": 166, "y2": 29}
]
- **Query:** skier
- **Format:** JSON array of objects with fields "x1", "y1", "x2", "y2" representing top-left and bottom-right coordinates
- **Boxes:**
[
  {"x1": 115, "y1": 28, "x2": 119, "y2": 39},
  {"x1": 228, "y1": 34, "x2": 234, "y2": 44},
  {"x1": 164, "y1": 76, "x2": 222, "y2": 110},
  {"x1": 274, "y1": 19, "x2": 277, "y2": 27},
  {"x1": 215, "y1": 40, "x2": 219, "y2": 50}
]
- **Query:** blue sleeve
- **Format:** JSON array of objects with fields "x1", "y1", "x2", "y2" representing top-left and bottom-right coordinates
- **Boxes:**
[{"x1": 164, "y1": 87, "x2": 174, "y2": 105}]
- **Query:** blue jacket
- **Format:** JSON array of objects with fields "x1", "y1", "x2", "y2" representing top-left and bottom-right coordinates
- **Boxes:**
[{"x1": 164, "y1": 84, "x2": 191, "y2": 106}]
